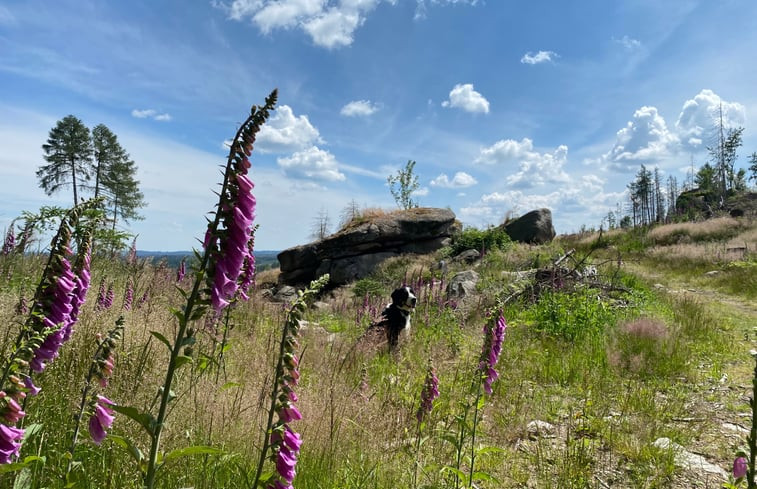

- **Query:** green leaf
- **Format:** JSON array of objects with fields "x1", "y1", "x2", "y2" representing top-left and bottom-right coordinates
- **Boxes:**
[
  {"x1": 439, "y1": 433, "x2": 461, "y2": 449},
  {"x1": 439, "y1": 465, "x2": 466, "y2": 481},
  {"x1": 0, "y1": 462, "x2": 28, "y2": 475},
  {"x1": 164, "y1": 445, "x2": 224, "y2": 463},
  {"x1": 150, "y1": 331, "x2": 172, "y2": 351},
  {"x1": 170, "y1": 308, "x2": 185, "y2": 323},
  {"x1": 221, "y1": 382, "x2": 241, "y2": 391},
  {"x1": 477, "y1": 395, "x2": 486, "y2": 410},
  {"x1": 21, "y1": 423, "x2": 43, "y2": 440},
  {"x1": 174, "y1": 355, "x2": 192, "y2": 369},
  {"x1": 12, "y1": 467, "x2": 32, "y2": 489},
  {"x1": 471, "y1": 471, "x2": 500, "y2": 483},
  {"x1": 110, "y1": 435, "x2": 145, "y2": 467},
  {"x1": 475, "y1": 445, "x2": 506, "y2": 456},
  {"x1": 110, "y1": 405, "x2": 157, "y2": 436},
  {"x1": 180, "y1": 335, "x2": 196, "y2": 347}
]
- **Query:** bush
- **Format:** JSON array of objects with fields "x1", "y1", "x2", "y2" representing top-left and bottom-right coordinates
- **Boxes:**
[
  {"x1": 451, "y1": 226, "x2": 512, "y2": 256},
  {"x1": 525, "y1": 288, "x2": 619, "y2": 341}
]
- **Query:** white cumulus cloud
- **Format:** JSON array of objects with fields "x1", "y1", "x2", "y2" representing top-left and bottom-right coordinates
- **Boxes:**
[
  {"x1": 675, "y1": 89, "x2": 746, "y2": 150},
  {"x1": 601, "y1": 106, "x2": 679, "y2": 171},
  {"x1": 277, "y1": 146, "x2": 346, "y2": 182},
  {"x1": 598, "y1": 89, "x2": 746, "y2": 172},
  {"x1": 220, "y1": 0, "x2": 391, "y2": 48},
  {"x1": 520, "y1": 50, "x2": 557, "y2": 65},
  {"x1": 340, "y1": 99, "x2": 380, "y2": 117},
  {"x1": 256, "y1": 105, "x2": 323, "y2": 153},
  {"x1": 441, "y1": 83, "x2": 489, "y2": 114},
  {"x1": 430, "y1": 171, "x2": 477, "y2": 188},
  {"x1": 474, "y1": 138, "x2": 569, "y2": 188}
]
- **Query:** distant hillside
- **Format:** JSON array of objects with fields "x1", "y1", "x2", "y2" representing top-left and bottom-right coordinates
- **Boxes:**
[{"x1": 136, "y1": 250, "x2": 280, "y2": 270}]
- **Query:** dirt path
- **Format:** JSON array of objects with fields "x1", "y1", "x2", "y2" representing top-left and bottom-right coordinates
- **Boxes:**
[{"x1": 624, "y1": 261, "x2": 757, "y2": 322}]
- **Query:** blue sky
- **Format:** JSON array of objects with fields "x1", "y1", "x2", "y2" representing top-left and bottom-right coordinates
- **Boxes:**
[{"x1": 1, "y1": 0, "x2": 756, "y2": 251}]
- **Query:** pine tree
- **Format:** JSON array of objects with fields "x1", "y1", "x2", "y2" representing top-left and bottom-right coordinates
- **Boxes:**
[
  {"x1": 102, "y1": 153, "x2": 146, "y2": 230},
  {"x1": 37, "y1": 115, "x2": 94, "y2": 206},
  {"x1": 92, "y1": 124, "x2": 127, "y2": 199}
]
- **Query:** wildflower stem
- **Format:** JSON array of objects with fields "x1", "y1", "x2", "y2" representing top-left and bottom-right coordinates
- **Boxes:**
[
  {"x1": 252, "y1": 275, "x2": 327, "y2": 488},
  {"x1": 66, "y1": 317, "x2": 124, "y2": 477},
  {"x1": 468, "y1": 380, "x2": 483, "y2": 488},
  {"x1": 748, "y1": 353, "x2": 757, "y2": 489},
  {"x1": 143, "y1": 105, "x2": 263, "y2": 489}
]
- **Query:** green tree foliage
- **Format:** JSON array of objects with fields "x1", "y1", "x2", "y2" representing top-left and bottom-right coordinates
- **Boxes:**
[
  {"x1": 627, "y1": 165, "x2": 655, "y2": 226},
  {"x1": 387, "y1": 160, "x2": 420, "y2": 209},
  {"x1": 102, "y1": 152, "x2": 145, "y2": 230},
  {"x1": 39, "y1": 118, "x2": 146, "y2": 250},
  {"x1": 749, "y1": 152, "x2": 757, "y2": 184},
  {"x1": 37, "y1": 115, "x2": 94, "y2": 206},
  {"x1": 695, "y1": 163, "x2": 717, "y2": 200}
]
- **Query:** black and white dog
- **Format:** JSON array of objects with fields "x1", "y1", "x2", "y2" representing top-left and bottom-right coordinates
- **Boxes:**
[{"x1": 365, "y1": 286, "x2": 417, "y2": 350}]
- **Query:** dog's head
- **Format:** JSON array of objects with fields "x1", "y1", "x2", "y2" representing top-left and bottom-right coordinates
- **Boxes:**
[{"x1": 391, "y1": 286, "x2": 417, "y2": 312}]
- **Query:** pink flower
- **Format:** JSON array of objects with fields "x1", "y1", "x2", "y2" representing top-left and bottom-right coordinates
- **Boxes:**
[
  {"x1": 734, "y1": 456, "x2": 748, "y2": 479},
  {"x1": 89, "y1": 396, "x2": 116, "y2": 445},
  {"x1": 0, "y1": 423, "x2": 24, "y2": 464}
]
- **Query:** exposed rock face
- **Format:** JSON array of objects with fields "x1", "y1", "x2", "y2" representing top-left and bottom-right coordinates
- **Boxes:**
[
  {"x1": 446, "y1": 270, "x2": 480, "y2": 300},
  {"x1": 278, "y1": 208, "x2": 460, "y2": 286},
  {"x1": 502, "y1": 208, "x2": 556, "y2": 244}
]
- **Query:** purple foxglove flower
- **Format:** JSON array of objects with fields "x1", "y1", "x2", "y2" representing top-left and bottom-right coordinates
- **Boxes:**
[
  {"x1": 1, "y1": 396, "x2": 26, "y2": 424},
  {"x1": 176, "y1": 259, "x2": 186, "y2": 282},
  {"x1": 734, "y1": 456, "x2": 748, "y2": 479},
  {"x1": 123, "y1": 280, "x2": 134, "y2": 311},
  {"x1": 88, "y1": 395, "x2": 115, "y2": 445},
  {"x1": 275, "y1": 445, "x2": 297, "y2": 483},
  {"x1": 105, "y1": 284, "x2": 114, "y2": 309},
  {"x1": 126, "y1": 238, "x2": 137, "y2": 265},
  {"x1": 417, "y1": 362, "x2": 440, "y2": 423},
  {"x1": 23, "y1": 376, "x2": 40, "y2": 396},
  {"x1": 0, "y1": 423, "x2": 24, "y2": 464},
  {"x1": 2, "y1": 227, "x2": 14, "y2": 255},
  {"x1": 280, "y1": 405, "x2": 302, "y2": 423},
  {"x1": 479, "y1": 314, "x2": 507, "y2": 396}
]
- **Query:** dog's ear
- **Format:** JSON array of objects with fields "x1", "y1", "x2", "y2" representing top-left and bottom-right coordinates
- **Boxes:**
[{"x1": 390, "y1": 287, "x2": 404, "y2": 305}]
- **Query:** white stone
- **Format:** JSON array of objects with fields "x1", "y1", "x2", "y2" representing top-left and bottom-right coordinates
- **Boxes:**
[{"x1": 652, "y1": 437, "x2": 727, "y2": 479}]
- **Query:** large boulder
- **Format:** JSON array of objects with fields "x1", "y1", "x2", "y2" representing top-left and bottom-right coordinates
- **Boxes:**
[
  {"x1": 278, "y1": 208, "x2": 460, "y2": 286},
  {"x1": 502, "y1": 208, "x2": 556, "y2": 244}
]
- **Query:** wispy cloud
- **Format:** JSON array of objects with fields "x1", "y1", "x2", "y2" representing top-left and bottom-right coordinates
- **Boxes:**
[
  {"x1": 340, "y1": 100, "x2": 380, "y2": 117},
  {"x1": 612, "y1": 35, "x2": 641, "y2": 50},
  {"x1": 131, "y1": 109, "x2": 172, "y2": 121},
  {"x1": 441, "y1": 83, "x2": 490, "y2": 114},
  {"x1": 520, "y1": 50, "x2": 557, "y2": 65}
]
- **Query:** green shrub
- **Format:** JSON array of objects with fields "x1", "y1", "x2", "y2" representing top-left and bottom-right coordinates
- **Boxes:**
[
  {"x1": 525, "y1": 288, "x2": 619, "y2": 341},
  {"x1": 451, "y1": 226, "x2": 512, "y2": 256},
  {"x1": 352, "y1": 277, "x2": 385, "y2": 298}
]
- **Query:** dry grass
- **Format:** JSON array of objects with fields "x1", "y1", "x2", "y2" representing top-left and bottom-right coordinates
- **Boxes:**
[
  {"x1": 647, "y1": 216, "x2": 749, "y2": 245},
  {"x1": 646, "y1": 225, "x2": 757, "y2": 265}
]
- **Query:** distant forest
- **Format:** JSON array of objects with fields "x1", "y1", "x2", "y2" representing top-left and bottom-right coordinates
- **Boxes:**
[{"x1": 136, "y1": 250, "x2": 280, "y2": 271}]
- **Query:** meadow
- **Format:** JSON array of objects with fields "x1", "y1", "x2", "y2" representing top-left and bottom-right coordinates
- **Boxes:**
[
  {"x1": 2, "y1": 93, "x2": 756, "y2": 488},
  {"x1": 1, "y1": 211, "x2": 756, "y2": 488}
]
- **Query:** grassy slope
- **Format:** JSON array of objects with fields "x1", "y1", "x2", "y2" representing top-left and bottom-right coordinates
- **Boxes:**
[{"x1": 0, "y1": 217, "x2": 755, "y2": 488}]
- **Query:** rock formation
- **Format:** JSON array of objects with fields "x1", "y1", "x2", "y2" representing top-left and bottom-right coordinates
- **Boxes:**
[
  {"x1": 502, "y1": 208, "x2": 556, "y2": 244},
  {"x1": 278, "y1": 208, "x2": 460, "y2": 286}
]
